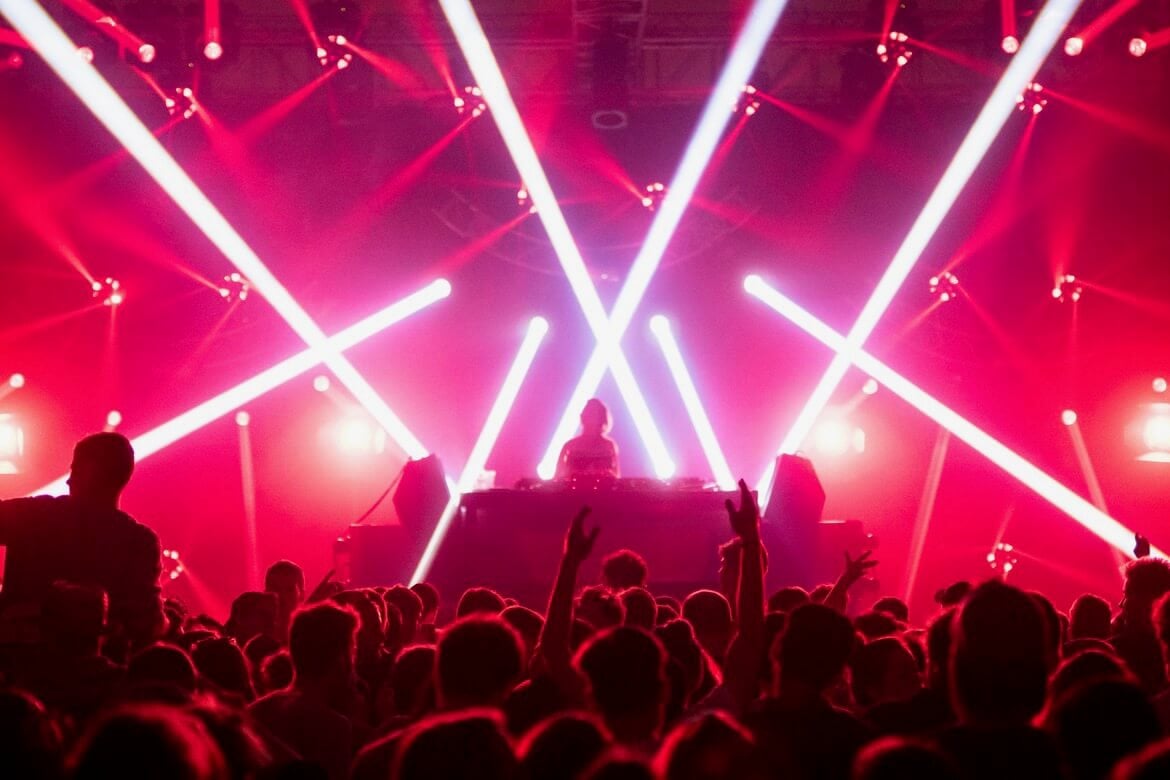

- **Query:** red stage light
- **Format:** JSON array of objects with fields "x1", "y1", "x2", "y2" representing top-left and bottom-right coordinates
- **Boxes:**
[
  {"x1": 1129, "y1": 37, "x2": 1147, "y2": 57},
  {"x1": 235, "y1": 410, "x2": 250, "y2": 427},
  {"x1": 1061, "y1": 409, "x2": 1077, "y2": 426},
  {"x1": 77, "y1": 45, "x2": 93, "y2": 62},
  {"x1": 8, "y1": 373, "x2": 25, "y2": 389},
  {"x1": 137, "y1": 42, "x2": 155, "y2": 63},
  {"x1": 203, "y1": 40, "x2": 223, "y2": 60},
  {"x1": 1002, "y1": 35, "x2": 1020, "y2": 54},
  {"x1": 1142, "y1": 408, "x2": 1170, "y2": 453},
  {"x1": 106, "y1": 410, "x2": 122, "y2": 428},
  {"x1": 313, "y1": 375, "x2": 331, "y2": 392},
  {"x1": 1154, "y1": 377, "x2": 1167, "y2": 394},
  {"x1": 1064, "y1": 36, "x2": 1083, "y2": 55}
]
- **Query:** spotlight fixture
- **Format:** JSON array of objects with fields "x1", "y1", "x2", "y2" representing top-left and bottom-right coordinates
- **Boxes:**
[
  {"x1": 986, "y1": 541, "x2": 1019, "y2": 575},
  {"x1": 1128, "y1": 37, "x2": 1147, "y2": 57},
  {"x1": 235, "y1": 410, "x2": 250, "y2": 427},
  {"x1": 733, "y1": 84, "x2": 761, "y2": 116},
  {"x1": 1064, "y1": 35, "x2": 1084, "y2": 56},
  {"x1": 453, "y1": 85, "x2": 486, "y2": 117},
  {"x1": 164, "y1": 86, "x2": 199, "y2": 120},
  {"x1": 218, "y1": 272, "x2": 251, "y2": 303},
  {"x1": 1015, "y1": 81, "x2": 1047, "y2": 115},
  {"x1": 812, "y1": 418, "x2": 866, "y2": 457},
  {"x1": 91, "y1": 277, "x2": 124, "y2": 306},
  {"x1": 8, "y1": 373, "x2": 25, "y2": 389},
  {"x1": 876, "y1": 30, "x2": 914, "y2": 67},
  {"x1": 1154, "y1": 377, "x2": 1167, "y2": 394},
  {"x1": 862, "y1": 378, "x2": 879, "y2": 395},
  {"x1": 313, "y1": 375, "x2": 331, "y2": 392},
  {"x1": 928, "y1": 271, "x2": 960, "y2": 303},
  {"x1": 1001, "y1": 35, "x2": 1020, "y2": 54},
  {"x1": 1061, "y1": 409, "x2": 1077, "y2": 426},
  {"x1": 161, "y1": 548, "x2": 185, "y2": 581},
  {"x1": 0, "y1": 412, "x2": 24, "y2": 474},
  {"x1": 1138, "y1": 403, "x2": 1170, "y2": 462},
  {"x1": 1051, "y1": 273, "x2": 1082, "y2": 302},
  {"x1": 106, "y1": 409, "x2": 123, "y2": 428},
  {"x1": 641, "y1": 181, "x2": 666, "y2": 211}
]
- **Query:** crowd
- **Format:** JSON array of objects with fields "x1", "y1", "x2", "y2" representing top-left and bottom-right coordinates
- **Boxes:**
[{"x1": 3, "y1": 432, "x2": 1170, "y2": 779}]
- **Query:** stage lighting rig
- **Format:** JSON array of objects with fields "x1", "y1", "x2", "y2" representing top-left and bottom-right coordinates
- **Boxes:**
[
  {"x1": 453, "y1": 85, "x2": 487, "y2": 117},
  {"x1": 733, "y1": 84, "x2": 762, "y2": 116},
  {"x1": 1154, "y1": 377, "x2": 1167, "y2": 394},
  {"x1": 876, "y1": 30, "x2": 914, "y2": 67},
  {"x1": 1051, "y1": 273, "x2": 1082, "y2": 302},
  {"x1": 161, "y1": 85, "x2": 200, "y2": 120},
  {"x1": 92, "y1": 276, "x2": 124, "y2": 306},
  {"x1": 1061, "y1": 409, "x2": 1078, "y2": 426},
  {"x1": 1016, "y1": 81, "x2": 1048, "y2": 114},
  {"x1": 8, "y1": 374, "x2": 24, "y2": 389},
  {"x1": 1002, "y1": 35, "x2": 1020, "y2": 54},
  {"x1": 161, "y1": 548, "x2": 185, "y2": 581},
  {"x1": 311, "y1": 0, "x2": 360, "y2": 69},
  {"x1": 641, "y1": 182, "x2": 666, "y2": 211},
  {"x1": 928, "y1": 271, "x2": 960, "y2": 303},
  {"x1": 986, "y1": 542, "x2": 1019, "y2": 576},
  {"x1": 218, "y1": 272, "x2": 250, "y2": 303}
]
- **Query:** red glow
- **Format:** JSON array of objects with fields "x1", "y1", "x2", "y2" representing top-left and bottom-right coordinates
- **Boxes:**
[
  {"x1": 284, "y1": 0, "x2": 323, "y2": 50},
  {"x1": 1043, "y1": 86, "x2": 1170, "y2": 156},
  {"x1": 345, "y1": 40, "x2": 427, "y2": 91}
]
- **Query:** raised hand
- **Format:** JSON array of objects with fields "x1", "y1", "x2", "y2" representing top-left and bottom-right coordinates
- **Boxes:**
[
  {"x1": 1136, "y1": 533, "x2": 1151, "y2": 559},
  {"x1": 842, "y1": 550, "x2": 877, "y2": 586},
  {"x1": 724, "y1": 478, "x2": 760, "y2": 542},
  {"x1": 564, "y1": 507, "x2": 599, "y2": 567}
]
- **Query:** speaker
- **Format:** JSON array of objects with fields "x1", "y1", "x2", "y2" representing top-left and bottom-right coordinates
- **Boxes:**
[
  {"x1": 764, "y1": 454, "x2": 825, "y2": 526},
  {"x1": 762, "y1": 454, "x2": 827, "y2": 589},
  {"x1": 392, "y1": 454, "x2": 450, "y2": 530}
]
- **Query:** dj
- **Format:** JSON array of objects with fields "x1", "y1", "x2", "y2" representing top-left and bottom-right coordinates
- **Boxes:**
[{"x1": 554, "y1": 398, "x2": 620, "y2": 480}]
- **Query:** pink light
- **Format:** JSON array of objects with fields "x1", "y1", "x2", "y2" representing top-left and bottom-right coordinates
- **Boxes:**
[
  {"x1": 1154, "y1": 377, "x2": 1167, "y2": 394},
  {"x1": 313, "y1": 375, "x2": 331, "y2": 392},
  {"x1": 1061, "y1": 409, "x2": 1077, "y2": 426},
  {"x1": 746, "y1": 274, "x2": 1163, "y2": 559},
  {"x1": 1002, "y1": 35, "x2": 1020, "y2": 53},
  {"x1": 754, "y1": 0, "x2": 1083, "y2": 506},
  {"x1": 8, "y1": 373, "x2": 25, "y2": 389},
  {"x1": 436, "y1": 0, "x2": 676, "y2": 479},
  {"x1": 1142, "y1": 410, "x2": 1170, "y2": 452},
  {"x1": 412, "y1": 317, "x2": 551, "y2": 582},
  {"x1": 650, "y1": 316, "x2": 735, "y2": 489},
  {"x1": 106, "y1": 409, "x2": 122, "y2": 428},
  {"x1": 3, "y1": 0, "x2": 435, "y2": 463},
  {"x1": 28, "y1": 280, "x2": 451, "y2": 497},
  {"x1": 532, "y1": 0, "x2": 793, "y2": 478},
  {"x1": 1064, "y1": 36, "x2": 1083, "y2": 56},
  {"x1": 204, "y1": 0, "x2": 221, "y2": 60},
  {"x1": 1129, "y1": 37, "x2": 1147, "y2": 57},
  {"x1": 234, "y1": 410, "x2": 250, "y2": 427}
]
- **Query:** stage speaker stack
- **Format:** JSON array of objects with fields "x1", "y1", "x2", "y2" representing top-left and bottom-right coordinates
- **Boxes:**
[
  {"x1": 348, "y1": 455, "x2": 450, "y2": 587},
  {"x1": 762, "y1": 454, "x2": 827, "y2": 589}
]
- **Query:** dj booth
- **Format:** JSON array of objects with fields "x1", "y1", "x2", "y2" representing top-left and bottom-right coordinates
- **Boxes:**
[
  {"x1": 425, "y1": 483, "x2": 741, "y2": 605},
  {"x1": 344, "y1": 458, "x2": 869, "y2": 608}
]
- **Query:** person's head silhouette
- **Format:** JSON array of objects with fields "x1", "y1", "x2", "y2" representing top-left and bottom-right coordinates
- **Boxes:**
[
  {"x1": 68, "y1": 432, "x2": 135, "y2": 508},
  {"x1": 581, "y1": 399, "x2": 612, "y2": 436}
]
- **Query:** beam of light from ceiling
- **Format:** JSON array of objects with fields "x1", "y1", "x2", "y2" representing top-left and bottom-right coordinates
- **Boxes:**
[{"x1": 650, "y1": 316, "x2": 736, "y2": 490}]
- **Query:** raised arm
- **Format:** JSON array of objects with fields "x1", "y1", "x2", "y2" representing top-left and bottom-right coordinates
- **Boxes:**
[
  {"x1": 722, "y1": 479, "x2": 766, "y2": 709},
  {"x1": 824, "y1": 550, "x2": 877, "y2": 614},
  {"x1": 535, "y1": 507, "x2": 597, "y2": 678}
]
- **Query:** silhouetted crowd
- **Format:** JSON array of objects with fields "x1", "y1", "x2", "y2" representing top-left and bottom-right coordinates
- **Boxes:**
[{"x1": 4, "y1": 433, "x2": 1170, "y2": 779}]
